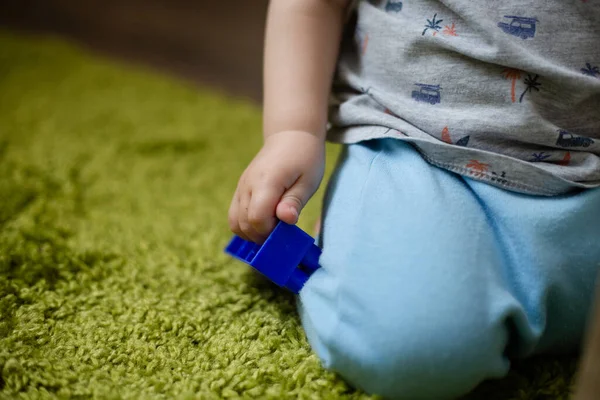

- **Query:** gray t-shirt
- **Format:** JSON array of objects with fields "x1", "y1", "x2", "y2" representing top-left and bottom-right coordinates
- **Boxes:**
[{"x1": 328, "y1": 0, "x2": 600, "y2": 195}]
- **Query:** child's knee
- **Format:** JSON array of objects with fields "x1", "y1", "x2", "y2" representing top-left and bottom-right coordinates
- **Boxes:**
[
  {"x1": 299, "y1": 273, "x2": 510, "y2": 399},
  {"x1": 325, "y1": 326, "x2": 506, "y2": 399}
]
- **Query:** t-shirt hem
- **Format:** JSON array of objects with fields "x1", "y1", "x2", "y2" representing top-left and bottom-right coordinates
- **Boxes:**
[{"x1": 327, "y1": 126, "x2": 598, "y2": 196}]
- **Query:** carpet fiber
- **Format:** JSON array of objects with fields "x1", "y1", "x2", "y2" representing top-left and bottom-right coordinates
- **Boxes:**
[{"x1": 0, "y1": 32, "x2": 581, "y2": 399}]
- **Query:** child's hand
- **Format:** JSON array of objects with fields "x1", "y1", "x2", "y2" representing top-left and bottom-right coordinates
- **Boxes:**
[{"x1": 229, "y1": 130, "x2": 325, "y2": 243}]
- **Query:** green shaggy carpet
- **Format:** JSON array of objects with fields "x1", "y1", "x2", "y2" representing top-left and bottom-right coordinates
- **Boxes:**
[{"x1": 0, "y1": 32, "x2": 580, "y2": 399}]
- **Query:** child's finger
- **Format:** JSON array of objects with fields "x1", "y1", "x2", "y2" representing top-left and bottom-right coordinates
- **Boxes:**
[
  {"x1": 228, "y1": 189, "x2": 242, "y2": 235},
  {"x1": 230, "y1": 187, "x2": 252, "y2": 242},
  {"x1": 238, "y1": 189, "x2": 263, "y2": 243},
  {"x1": 247, "y1": 184, "x2": 281, "y2": 238},
  {"x1": 276, "y1": 178, "x2": 313, "y2": 225}
]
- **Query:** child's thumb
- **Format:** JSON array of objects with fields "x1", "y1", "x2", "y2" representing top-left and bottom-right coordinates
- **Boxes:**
[{"x1": 276, "y1": 181, "x2": 313, "y2": 225}]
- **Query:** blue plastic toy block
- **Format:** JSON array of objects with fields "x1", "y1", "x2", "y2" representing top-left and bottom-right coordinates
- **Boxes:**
[{"x1": 224, "y1": 221, "x2": 322, "y2": 294}]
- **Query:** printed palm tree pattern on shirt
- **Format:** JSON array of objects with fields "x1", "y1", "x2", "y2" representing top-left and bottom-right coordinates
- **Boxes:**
[
  {"x1": 530, "y1": 152, "x2": 551, "y2": 162},
  {"x1": 421, "y1": 13, "x2": 459, "y2": 37},
  {"x1": 519, "y1": 74, "x2": 541, "y2": 103},
  {"x1": 502, "y1": 68, "x2": 522, "y2": 103},
  {"x1": 466, "y1": 161, "x2": 508, "y2": 184},
  {"x1": 466, "y1": 160, "x2": 490, "y2": 177},
  {"x1": 581, "y1": 63, "x2": 599, "y2": 77},
  {"x1": 441, "y1": 126, "x2": 469, "y2": 146},
  {"x1": 442, "y1": 23, "x2": 458, "y2": 36},
  {"x1": 501, "y1": 70, "x2": 542, "y2": 103},
  {"x1": 556, "y1": 152, "x2": 571, "y2": 166},
  {"x1": 530, "y1": 152, "x2": 571, "y2": 166},
  {"x1": 441, "y1": 126, "x2": 452, "y2": 143},
  {"x1": 422, "y1": 14, "x2": 444, "y2": 36}
]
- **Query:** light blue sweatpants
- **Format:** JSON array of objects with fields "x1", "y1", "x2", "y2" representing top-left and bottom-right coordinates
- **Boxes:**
[{"x1": 298, "y1": 139, "x2": 600, "y2": 400}]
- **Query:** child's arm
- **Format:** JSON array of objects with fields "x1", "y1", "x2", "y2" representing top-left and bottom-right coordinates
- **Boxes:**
[
  {"x1": 263, "y1": 0, "x2": 349, "y2": 139},
  {"x1": 229, "y1": 0, "x2": 349, "y2": 243}
]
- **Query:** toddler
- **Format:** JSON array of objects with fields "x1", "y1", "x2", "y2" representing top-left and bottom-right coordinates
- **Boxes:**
[{"x1": 228, "y1": 0, "x2": 600, "y2": 398}]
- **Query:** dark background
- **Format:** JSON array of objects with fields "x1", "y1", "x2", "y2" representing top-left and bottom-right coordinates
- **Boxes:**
[{"x1": 0, "y1": 0, "x2": 268, "y2": 102}]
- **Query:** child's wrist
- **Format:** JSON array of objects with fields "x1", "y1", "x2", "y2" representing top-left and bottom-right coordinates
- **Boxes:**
[{"x1": 264, "y1": 129, "x2": 326, "y2": 144}]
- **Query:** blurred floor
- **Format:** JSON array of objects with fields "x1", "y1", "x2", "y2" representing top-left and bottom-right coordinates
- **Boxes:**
[{"x1": 0, "y1": 0, "x2": 267, "y2": 102}]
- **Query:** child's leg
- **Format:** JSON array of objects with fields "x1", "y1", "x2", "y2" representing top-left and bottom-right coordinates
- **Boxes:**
[
  {"x1": 298, "y1": 139, "x2": 600, "y2": 400},
  {"x1": 464, "y1": 174, "x2": 600, "y2": 355}
]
